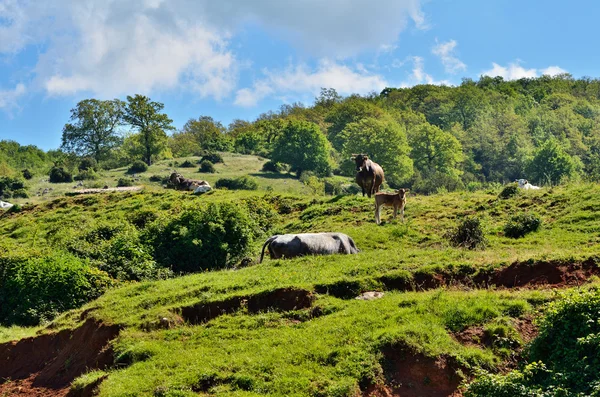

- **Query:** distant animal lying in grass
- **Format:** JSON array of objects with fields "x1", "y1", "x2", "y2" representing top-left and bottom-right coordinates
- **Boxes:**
[
  {"x1": 169, "y1": 172, "x2": 210, "y2": 191},
  {"x1": 259, "y1": 232, "x2": 360, "y2": 263},
  {"x1": 516, "y1": 179, "x2": 541, "y2": 190},
  {"x1": 353, "y1": 154, "x2": 384, "y2": 198},
  {"x1": 375, "y1": 189, "x2": 409, "y2": 225}
]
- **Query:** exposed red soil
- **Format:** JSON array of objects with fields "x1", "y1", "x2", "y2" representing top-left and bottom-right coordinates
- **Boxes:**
[
  {"x1": 179, "y1": 287, "x2": 314, "y2": 324},
  {"x1": 364, "y1": 347, "x2": 464, "y2": 397},
  {"x1": 0, "y1": 319, "x2": 120, "y2": 397}
]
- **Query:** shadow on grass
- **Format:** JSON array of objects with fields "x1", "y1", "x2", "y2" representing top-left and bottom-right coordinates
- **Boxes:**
[{"x1": 249, "y1": 172, "x2": 298, "y2": 180}]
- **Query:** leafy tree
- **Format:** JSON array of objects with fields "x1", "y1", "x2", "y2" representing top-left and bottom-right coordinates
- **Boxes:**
[
  {"x1": 341, "y1": 117, "x2": 413, "y2": 186},
  {"x1": 61, "y1": 99, "x2": 125, "y2": 162},
  {"x1": 181, "y1": 116, "x2": 233, "y2": 152},
  {"x1": 526, "y1": 138, "x2": 580, "y2": 185},
  {"x1": 325, "y1": 96, "x2": 385, "y2": 150},
  {"x1": 409, "y1": 124, "x2": 463, "y2": 177},
  {"x1": 272, "y1": 120, "x2": 332, "y2": 176},
  {"x1": 123, "y1": 95, "x2": 175, "y2": 165}
]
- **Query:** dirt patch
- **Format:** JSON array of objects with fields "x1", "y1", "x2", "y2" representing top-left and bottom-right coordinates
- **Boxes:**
[
  {"x1": 0, "y1": 319, "x2": 120, "y2": 396},
  {"x1": 66, "y1": 186, "x2": 143, "y2": 195},
  {"x1": 365, "y1": 346, "x2": 463, "y2": 397},
  {"x1": 180, "y1": 287, "x2": 314, "y2": 325}
]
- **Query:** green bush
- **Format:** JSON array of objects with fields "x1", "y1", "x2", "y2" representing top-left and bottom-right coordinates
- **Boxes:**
[
  {"x1": 200, "y1": 153, "x2": 223, "y2": 164},
  {"x1": 12, "y1": 189, "x2": 28, "y2": 198},
  {"x1": 262, "y1": 160, "x2": 286, "y2": 173},
  {"x1": 179, "y1": 159, "x2": 196, "y2": 168},
  {"x1": 21, "y1": 169, "x2": 33, "y2": 180},
  {"x1": 78, "y1": 157, "x2": 98, "y2": 171},
  {"x1": 146, "y1": 203, "x2": 259, "y2": 273},
  {"x1": 49, "y1": 166, "x2": 73, "y2": 183},
  {"x1": 0, "y1": 252, "x2": 112, "y2": 325},
  {"x1": 324, "y1": 179, "x2": 344, "y2": 195},
  {"x1": 215, "y1": 176, "x2": 258, "y2": 190},
  {"x1": 128, "y1": 160, "x2": 148, "y2": 174},
  {"x1": 149, "y1": 175, "x2": 167, "y2": 183},
  {"x1": 117, "y1": 178, "x2": 134, "y2": 187},
  {"x1": 447, "y1": 217, "x2": 487, "y2": 250},
  {"x1": 504, "y1": 213, "x2": 542, "y2": 238},
  {"x1": 498, "y1": 183, "x2": 519, "y2": 199},
  {"x1": 199, "y1": 160, "x2": 216, "y2": 173},
  {"x1": 74, "y1": 169, "x2": 99, "y2": 181}
]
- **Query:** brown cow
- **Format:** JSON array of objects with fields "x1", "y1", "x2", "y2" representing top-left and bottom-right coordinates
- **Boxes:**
[
  {"x1": 374, "y1": 189, "x2": 409, "y2": 224},
  {"x1": 354, "y1": 154, "x2": 384, "y2": 198}
]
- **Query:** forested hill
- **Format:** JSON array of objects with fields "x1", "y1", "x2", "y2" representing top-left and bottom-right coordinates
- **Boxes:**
[{"x1": 3, "y1": 74, "x2": 600, "y2": 194}]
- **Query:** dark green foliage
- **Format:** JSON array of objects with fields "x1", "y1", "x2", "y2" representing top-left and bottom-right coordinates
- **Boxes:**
[
  {"x1": 0, "y1": 176, "x2": 25, "y2": 199},
  {"x1": 498, "y1": 183, "x2": 519, "y2": 199},
  {"x1": 117, "y1": 178, "x2": 134, "y2": 187},
  {"x1": 78, "y1": 157, "x2": 98, "y2": 171},
  {"x1": 262, "y1": 160, "x2": 286, "y2": 173},
  {"x1": 149, "y1": 175, "x2": 165, "y2": 183},
  {"x1": 146, "y1": 203, "x2": 258, "y2": 273},
  {"x1": 200, "y1": 152, "x2": 224, "y2": 164},
  {"x1": 215, "y1": 176, "x2": 259, "y2": 190},
  {"x1": 21, "y1": 169, "x2": 33, "y2": 180},
  {"x1": 128, "y1": 160, "x2": 148, "y2": 174},
  {"x1": 447, "y1": 217, "x2": 487, "y2": 250},
  {"x1": 324, "y1": 179, "x2": 344, "y2": 195},
  {"x1": 74, "y1": 169, "x2": 99, "y2": 181},
  {"x1": 199, "y1": 160, "x2": 216, "y2": 173},
  {"x1": 504, "y1": 213, "x2": 542, "y2": 238},
  {"x1": 526, "y1": 139, "x2": 580, "y2": 185},
  {"x1": 49, "y1": 166, "x2": 73, "y2": 183},
  {"x1": 0, "y1": 252, "x2": 112, "y2": 325},
  {"x1": 179, "y1": 159, "x2": 195, "y2": 168},
  {"x1": 467, "y1": 288, "x2": 600, "y2": 396}
]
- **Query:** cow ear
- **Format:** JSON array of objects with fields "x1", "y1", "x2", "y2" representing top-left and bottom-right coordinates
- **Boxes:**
[{"x1": 364, "y1": 155, "x2": 369, "y2": 160}]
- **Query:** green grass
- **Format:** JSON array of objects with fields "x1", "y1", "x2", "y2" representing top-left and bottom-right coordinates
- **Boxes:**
[
  {"x1": 0, "y1": 324, "x2": 42, "y2": 343},
  {"x1": 3, "y1": 155, "x2": 600, "y2": 396}
]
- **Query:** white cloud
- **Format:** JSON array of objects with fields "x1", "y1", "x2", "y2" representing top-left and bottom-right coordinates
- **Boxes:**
[
  {"x1": 431, "y1": 39, "x2": 466, "y2": 74},
  {"x1": 234, "y1": 60, "x2": 388, "y2": 107},
  {"x1": 400, "y1": 56, "x2": 450, "y2": 87},
  {"x1": 0, "y1": 83, "x2": 26, "y2": 112},
  {"x1": 0, "y1": 0, "x2": 427, "y2": 102},
  {"x1": 481, "y1": 62, "x2": 567, "y2": 80},
  {"x1": 541, "y1": 66, "x2": 568, "y2": 76}
]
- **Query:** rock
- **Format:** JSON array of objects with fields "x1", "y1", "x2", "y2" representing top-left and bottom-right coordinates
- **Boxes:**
[{"x1": 355, "y1": 291, "x2": 385, "y2": 301}]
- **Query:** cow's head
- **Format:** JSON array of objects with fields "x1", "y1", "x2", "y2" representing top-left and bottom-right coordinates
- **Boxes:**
[
  {"x1": 353, "y1": 154, "x2": 368, "y2": 171},
  {"x1": 397, "y1": 188, "x2": 410, "y2": 198}
]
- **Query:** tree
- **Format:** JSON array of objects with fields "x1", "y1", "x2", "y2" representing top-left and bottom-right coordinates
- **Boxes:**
[
  {"x1": 409, "y1": 124, "x2": 463, "y2": 177},
  {"x1": 526, "y1": 138, "x2": 581, "y2": 185},
  {"x1": 60, "y1": 99, "x2": 124, "y2": 162},
  {"x1": 123, "y1": 95, "x2": 175, "y2": 165},
  {"x1": 271, "y1": 120, "x2": 332, "y2": 176},
  {"x1": 341, "y1": 117, "x2": 413, "y2": 186},
  {"x1": 181, "y1": 116, "x2": 232, "y2": 152}
]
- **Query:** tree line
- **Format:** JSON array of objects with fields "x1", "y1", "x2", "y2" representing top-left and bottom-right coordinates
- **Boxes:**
[{"x1": 3, "y1": 74, "x2": 600, "y2": 193}]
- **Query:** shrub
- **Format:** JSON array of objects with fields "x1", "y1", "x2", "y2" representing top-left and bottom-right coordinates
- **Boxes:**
[
  {"x1": 117, "y1": 178, "x2": 134, "y2": 187},
  {"x1": 146, "y1": 203, "x2": 258, "y2": 273},
  {"x1": 78, "y1": 157, "x2": 97, "y2": 171},
  {"x1": 446, "y1": 217, "x2": 487, "y2": 250},
  {"x1": 498, "y1": 183, "x2": 519, "y2": 199},
  {"x1": 200, "y1": 153, "x2": 223, "y2": 164},
  {"x1": 324, "y1": 179, "x2": 344, "y2": 195},
  {"x1": 466, "y1": 181, "x2": 482, "y2": 192},
  {"x1": 21, "y1": 169, "x2": 33, "y2": 180},
  {"x1": 179, "y1": 159, "x2": 196, "y2": 168},
  {"x1": 199, "y1": 160, "x2": 216, "y2": 173},
  {"x1": 0, "y1": 176, "x2": 27, "y2": 197},
  {"x1": 215, "y1": 176, "x2": 258, "y2": 190},
  {"x1": 262, "y1": 160, "x2": 286, "y2": 173},
  {"x1": 12, "y1": 189, "x2": 28, "y2": 198},
  {"x1": 74, "y1": 169, "x2": 99, "y2": 181},
  {"x1": 128, "y1": 160, "x2": 148, "y2": 174},
  {"x1": 304, "y1": 175, "x2": 325, "y2": 195},
  {"x1": 504, "y1": 213, "x2": 542, "y2": 238},
  {"x1": 0, "y1": 252, "x2": 112, "y2": 325},
  {"x1": 341, "y1": 184, "x2": 361, "y2": 195},
  {"x1": 49, "y1": 166, "x2": 73, "y2": 183}
]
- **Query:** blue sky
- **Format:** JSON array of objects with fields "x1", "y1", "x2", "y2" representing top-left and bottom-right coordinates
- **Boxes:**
[{"x1": 0, "y1": 0, "x2": 598, "y2": 151}]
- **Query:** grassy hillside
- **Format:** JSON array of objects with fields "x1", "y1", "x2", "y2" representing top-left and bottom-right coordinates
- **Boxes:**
[{"x1": 2, "y1": 154, "x2": 600, "y2": 396}]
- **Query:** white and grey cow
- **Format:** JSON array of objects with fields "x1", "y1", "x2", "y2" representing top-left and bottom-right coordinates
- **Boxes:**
[
  {"x1": 516, "y1": 179, "x2": 541, "y2": 190},
  {"x1": 259, "y1": 232, "x2": 359, "y2": 263}
]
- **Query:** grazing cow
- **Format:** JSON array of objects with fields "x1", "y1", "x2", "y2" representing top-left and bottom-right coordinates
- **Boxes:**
[
  {"x1": 375, "y1": 189, "x2": 409, "y2": 225},
  {"x1": 259, "y1": 232, "x2": 360, "y2": 263},
  {"x1": 354, "y1": 154, "x2": 385, "y2": 198},
  {"x1": 516, "y1": 179, "x2": 541, "y2": 190}
]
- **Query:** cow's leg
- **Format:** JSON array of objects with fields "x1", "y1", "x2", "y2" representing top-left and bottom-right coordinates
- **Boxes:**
[
  {"x1": 393, "y1": 204, "x2": 398, "y2": 220},
  {"x1": 401, "y1": 205, "x2": 405, "y2": 223},
  {"x1": 375, "y1": 203, "x2": 381, "y2": 224}
]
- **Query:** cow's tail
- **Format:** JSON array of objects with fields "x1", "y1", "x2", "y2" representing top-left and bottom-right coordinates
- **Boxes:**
[{"x1": 259, "y1": 235, "x2": 278, "y2": 263}]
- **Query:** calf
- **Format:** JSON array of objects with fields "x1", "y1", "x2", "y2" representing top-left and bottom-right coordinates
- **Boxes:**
[{"x1": 375, "y1": 189, "x2": 409, "y2": 225}]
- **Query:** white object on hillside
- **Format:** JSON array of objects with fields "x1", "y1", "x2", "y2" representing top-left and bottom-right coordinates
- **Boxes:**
[
  {"x1": 516, "y1": 179, "x2": 541, "y2": 190},
  {"x1": 193, "y1": 185, "x2": 212, "y2": 194},
  {"x1": 0, "y1": 200, "x2": 14, "y2": 209}
]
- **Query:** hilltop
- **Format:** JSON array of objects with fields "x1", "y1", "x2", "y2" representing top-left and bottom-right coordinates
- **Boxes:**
[{"x1": 1, "y1": 154, "x2": 600, "y2": 396}]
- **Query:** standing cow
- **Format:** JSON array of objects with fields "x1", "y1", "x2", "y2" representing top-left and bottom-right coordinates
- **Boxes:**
[
  {"x1": 259, "y1": 232, "x2": 360, "y2": 263},
  {"x1": 354, "y1": 154, "x2": 385, "y2": 198}
]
